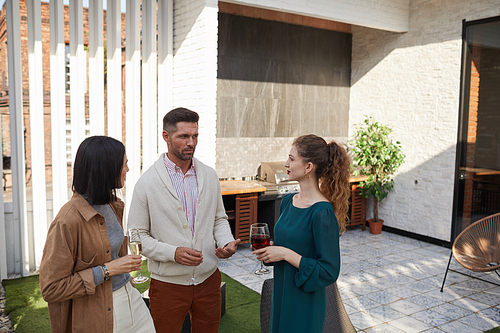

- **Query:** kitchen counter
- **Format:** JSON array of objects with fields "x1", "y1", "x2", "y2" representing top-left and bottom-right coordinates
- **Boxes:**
[
  {"x1": 220, "y1": 176, "x2": 369, "y2": 242},
  {"x1": 220, "y1": 175, "x2": 368, "y2": 196},
  {"x1": 461, "y1": 167, "x2": 500, "y2": 176},
  {"x1": 349, "y1": 175, "x2": 369, "y2": 183},
  {"x1": 220, "y1": 180, "x2": 264, "y2": 244},
  {"x1": 219, "y1": 180, "x2": 266, "y2": 196}
]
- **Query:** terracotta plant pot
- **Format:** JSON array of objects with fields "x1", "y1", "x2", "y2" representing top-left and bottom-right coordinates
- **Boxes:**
[{"x1": 368, "y1": 218, "x2": 384, "y2": 235}]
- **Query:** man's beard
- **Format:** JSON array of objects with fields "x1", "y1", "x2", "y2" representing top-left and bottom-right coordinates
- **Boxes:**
[{"x1": 170, "y1": 139, "x2": 194, "y2": 161}]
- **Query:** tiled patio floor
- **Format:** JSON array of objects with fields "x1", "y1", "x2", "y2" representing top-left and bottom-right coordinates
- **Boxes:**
[{"x1": 218, "y1": 227, "x2": 500, "y2": 332}]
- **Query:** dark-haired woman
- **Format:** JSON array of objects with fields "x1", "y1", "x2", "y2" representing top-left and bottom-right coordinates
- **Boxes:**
[
  {"x1": 253, "y1": 134, "x2": 350, "y2": 333},
  {"x1": 40, "y1": 136, "x2": 155, "y2": 333}
]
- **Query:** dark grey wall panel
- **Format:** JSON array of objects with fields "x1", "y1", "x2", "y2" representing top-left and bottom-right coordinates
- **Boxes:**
[{"x1": 217, "y1": 13, "x2": 351, "y2": 138}]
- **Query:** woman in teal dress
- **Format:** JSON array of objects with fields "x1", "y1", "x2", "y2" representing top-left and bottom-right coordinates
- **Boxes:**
[{"x1": 253, "y1": 134, "x2": 350, "y2": 333}]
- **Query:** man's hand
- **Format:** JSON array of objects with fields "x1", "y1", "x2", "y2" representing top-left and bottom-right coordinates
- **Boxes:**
[
  {"x1": 215, "y1": 239, "x2": 241, "y2": 259},
  {"x1": 174, "y1": 247, "x2": 203, "y2": 266}
]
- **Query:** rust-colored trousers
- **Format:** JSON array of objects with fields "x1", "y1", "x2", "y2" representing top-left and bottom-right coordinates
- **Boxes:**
[{"x1": 149, "y1": 270, "x2": 222, "y2": 333}]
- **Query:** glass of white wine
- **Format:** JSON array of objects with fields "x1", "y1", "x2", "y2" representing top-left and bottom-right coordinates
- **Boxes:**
[{"x1": 127, "y1": 228, "x2": 149, "y2": 284}]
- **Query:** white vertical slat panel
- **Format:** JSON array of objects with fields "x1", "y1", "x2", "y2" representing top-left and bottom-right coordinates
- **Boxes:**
[
  {"x1": 27, "y1": 0, "x2": 48, "y2": 269},
  {"x1": 0, "y1": 124, "x2": 6, "y2": 279},
  {"x1": 6, "y1": 0, "x2": 29, "y2": 276},
  {"x1": 158, "y1": 0, "x2": 173, "y2": 154},
  {"x1": 142, "y1": 0, "x2": 158, "y2": 168},
  {"x1": 50, "y1": 0, "x2": 68, "y2": 215},
  {"x1": 70, "y1": 0, "x2": 86, "y2": 166},
  {"x1": 107, "y1": 0, "x2": 122, "y2": 140},
  {"x1": 89, "y1": 0, "x2": 105, "y2": 135},
  {"x1": 125, "y1": 0, "x2": 140, "y2": 221}
]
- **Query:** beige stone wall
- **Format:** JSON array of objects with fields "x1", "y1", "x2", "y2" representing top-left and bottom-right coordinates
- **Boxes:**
[{"x1": 216, "y1": 136, "x2": 347, "y2": 178}]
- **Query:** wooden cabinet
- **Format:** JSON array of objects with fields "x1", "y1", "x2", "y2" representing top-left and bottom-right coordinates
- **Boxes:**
[
  {"x1": 348, "y1": 183, "x2": 366, "y2": 230},
  {"x1": 223, "y1": 193, "x2": 259, "y2": 244},
  {"x1": 235, "y1": 193, "x2": 258, "y2": 243},
  {"x1": 220, "y1": 181, "x2": 265, "y2": 244}
]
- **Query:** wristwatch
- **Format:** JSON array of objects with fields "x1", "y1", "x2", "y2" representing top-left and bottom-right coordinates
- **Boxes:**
[{"x1": 102, "y1": 265, "x2": 110, "y2": 281}]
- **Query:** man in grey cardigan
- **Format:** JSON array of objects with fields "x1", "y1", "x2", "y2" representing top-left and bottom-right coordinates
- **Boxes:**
[{"x1": 128, "y1": 108, "x2": 241, "y2": 333}]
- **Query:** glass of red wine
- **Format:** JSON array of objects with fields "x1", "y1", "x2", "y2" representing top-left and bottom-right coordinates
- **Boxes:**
[{"x1": 250, "y1": 223, "x2": 271, "y2": 275}]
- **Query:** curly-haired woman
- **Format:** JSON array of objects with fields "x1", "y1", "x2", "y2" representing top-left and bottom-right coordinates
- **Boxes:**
[{"x1": 253, "y1": 134, "x2": 350, "y2": 333}]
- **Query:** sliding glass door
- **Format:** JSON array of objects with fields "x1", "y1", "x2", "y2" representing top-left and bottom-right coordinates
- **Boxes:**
[{"x1": 452, "y1": 16, "x2": 500, "y2": 241}]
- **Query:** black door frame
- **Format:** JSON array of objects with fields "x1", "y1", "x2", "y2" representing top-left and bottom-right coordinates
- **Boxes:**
[{"x1": 451, "y1": 15, "x2": 500, "y2": 245}]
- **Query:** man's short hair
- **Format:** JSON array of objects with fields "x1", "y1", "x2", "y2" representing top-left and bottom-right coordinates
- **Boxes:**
[{"x1": 163, "y1": 108, "x2": 199, "y2": 134}]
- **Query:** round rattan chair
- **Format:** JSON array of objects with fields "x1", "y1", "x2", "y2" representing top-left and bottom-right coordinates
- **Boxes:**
[
  {"x1": 453, "y1": 212, "x2": 500, "y2": 273},
  {"x1": 441, "y1": 212, "x2": 500, "y2": 291}
]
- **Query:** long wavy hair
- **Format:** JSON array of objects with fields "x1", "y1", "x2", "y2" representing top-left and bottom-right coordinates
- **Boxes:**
[{"x1": 293, "y1": 135, "x2": 351, "y2": 233}]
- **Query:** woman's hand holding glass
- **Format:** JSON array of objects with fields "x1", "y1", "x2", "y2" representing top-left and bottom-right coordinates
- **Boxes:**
[
  {"x1": 104, "y1": 254, "x2": 143, "y2": 276},
  {"x1": 250, "y1": 223, "x2": 272, "y2": 275},
  {"x1": 253, "y1": 244, "x2": 284, "y2": 262},
  {"x1": 127, "y1": 228, "x2": 149, "y2": 283},
  {"x1": 253, "y1": 244, "x2": 302, "y2": 269}
]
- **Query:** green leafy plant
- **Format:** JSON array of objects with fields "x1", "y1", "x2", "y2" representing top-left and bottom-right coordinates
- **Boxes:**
[{"x1": 350, "y1": 116, "x2": 405, "y2": 222}]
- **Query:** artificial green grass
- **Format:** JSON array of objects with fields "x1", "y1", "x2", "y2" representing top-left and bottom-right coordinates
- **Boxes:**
[
  {"x1": 3, "y1": 260, "x2": 261, "y2": 333},
  {"x1": 219, "y1": 273, "x2": 261, "y2": 333},
  {"x1": 130, "y1": 259, "x2": 151, "y2": 294},
  {"x1": 486, "y1": 327, "x2": 500, "y2": 333},
  {"x1": 2, "y1": 275, "x2": 51, "y2": 332}
]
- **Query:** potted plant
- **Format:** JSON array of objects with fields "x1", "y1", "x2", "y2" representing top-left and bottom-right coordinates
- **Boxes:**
[{"x1": 350, "y1": 116, "x2": 405, "y2": 234}]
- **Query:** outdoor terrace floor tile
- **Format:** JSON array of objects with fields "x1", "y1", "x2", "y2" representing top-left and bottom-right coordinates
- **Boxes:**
[
  {"x1": 410, "y1": 309, "x2": 453, "y2": 326},
  {"x1": 437, "y1": 320, "x2": 482, "y2": 333},
  {"x1": 365, "y1": 304, "x2": 406, "y2": 321},
  {"x1": 406, "y1": 294, "x2": 444, "y2": 309},
  {"x1": 380, "y1": 285, "x2": 421, "y2": 299},
  {"x1": 364, "y1": 323, "x2": 406, "y2": 333},
  {"x1": 429, "y1": 302, "x2": 474, "y2": 320},
  {"x1": 388, "y1": 300, "x2": 426, "y2": 315},
  {"x1": 458, "y1": 313, "x2": 499, "y2": 331},
  {"x1": 219, "y1": 227, "x2": 500, "y2": 332},
  {"x1": 344, "y1": 295, "x2": 383, "y2": 311},
  {"x1": 451, "y1": 297, "x2": 491, "y2": 312},
  {"x1": 365, "y1": 290, "x2": 402, "y2": 305},
  {"x1": 388, "y1": 316, "x2": 432, "y2": 332},
  {"x1": 349, "y1": 311, "x2": 384, "y2": 330},
  {"x1": 466, "y1": 291, "x2": 500, "y2": 306}
]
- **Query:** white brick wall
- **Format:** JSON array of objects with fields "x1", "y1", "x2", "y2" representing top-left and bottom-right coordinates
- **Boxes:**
[
  {"x1": 170, "y1": 0, "x2": 500, "y2": 239},
  {"x1": 228, "y1": 0, "x2": 410, "y2": 32},
  {"x1": 350, "y1": 0, "x2": 500, "y2": 241},
  {"x1": 173, "y1": 0, "x2": 219, "y2": 167}
]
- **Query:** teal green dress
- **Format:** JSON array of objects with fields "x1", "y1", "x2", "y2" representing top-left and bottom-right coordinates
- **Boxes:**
[{"x1": 270, "y1": 193, "x2": 340, "y2": 333}]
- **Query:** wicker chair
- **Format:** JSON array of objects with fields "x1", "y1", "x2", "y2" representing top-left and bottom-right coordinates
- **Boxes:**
[
  {"x1": 260, "y1": 279, "x2": 273, "y2": 333},
  {"x1": 260, "y1": 278, "x2": 356, "y2": 333},
  {"x1": 441, "y1": 212, "x2": 500, "y2": 292}
]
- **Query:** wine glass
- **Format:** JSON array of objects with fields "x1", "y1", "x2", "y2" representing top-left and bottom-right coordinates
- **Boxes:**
[
  {"x1": 250, "y1": 223, "x2": 271, "y2": 275},
  {"x1": 127, "y1": 228, "x2": 149, "y2": 284}
]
